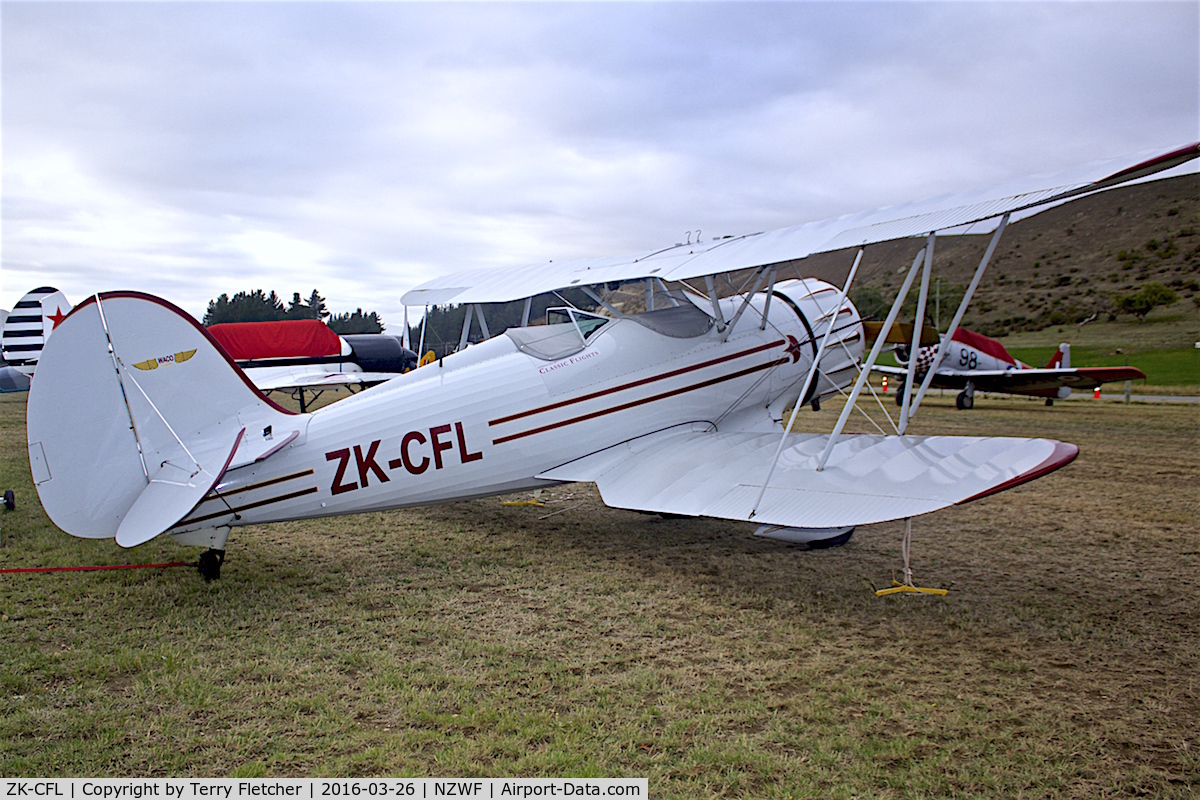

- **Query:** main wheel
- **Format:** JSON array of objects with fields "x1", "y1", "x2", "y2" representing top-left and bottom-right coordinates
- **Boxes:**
[
  {"x1": 956, "y1": 391, "x2": 974, "y2": 410},
  {"x1": 807, "y1": 527, "x2": 855, "y2": 549}
]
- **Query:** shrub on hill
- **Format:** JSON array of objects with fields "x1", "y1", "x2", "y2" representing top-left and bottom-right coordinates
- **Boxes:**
[{"x1": 1114, "y1": 282, "x2": 1177, "y2": 321}]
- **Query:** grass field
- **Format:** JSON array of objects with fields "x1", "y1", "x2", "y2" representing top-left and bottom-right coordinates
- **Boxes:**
[
  {"x1": 2, "y1": 390, "x2": 1198, "y2": 796},
  {"x1": 1001, "y1": 301, "x2": 1200, "y2": 390}
]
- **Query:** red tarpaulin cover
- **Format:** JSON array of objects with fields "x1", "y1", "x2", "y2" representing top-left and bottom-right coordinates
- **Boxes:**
[{"x1": 208, "y1": 320, "x2": 341, "y2": 361}]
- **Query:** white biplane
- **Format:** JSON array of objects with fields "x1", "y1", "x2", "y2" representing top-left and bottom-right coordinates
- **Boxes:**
[{"x1": 25, "y1": 143, "x2": 1198, "y2": 579}]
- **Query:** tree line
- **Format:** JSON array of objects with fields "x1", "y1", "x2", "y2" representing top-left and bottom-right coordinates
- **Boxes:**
[{"x1": 203, "y1": 289, "x2": 384, "y2": 334}]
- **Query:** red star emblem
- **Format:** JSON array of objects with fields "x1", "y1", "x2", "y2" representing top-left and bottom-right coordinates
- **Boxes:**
[
  {"x1": 46, "y1": 306, "x2": 68, "y2": 330},
  {"x1": 784, "y1": 334, "x2": 805, "y2": 364}
]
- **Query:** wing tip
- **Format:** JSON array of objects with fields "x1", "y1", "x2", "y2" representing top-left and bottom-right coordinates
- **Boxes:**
[{"x1": 956, "y1": 440, "x2": 1079, "y2": 506}]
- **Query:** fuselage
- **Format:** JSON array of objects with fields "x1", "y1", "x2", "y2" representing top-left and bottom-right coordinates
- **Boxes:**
[
  {"x1": 900, "y1": 328, "x2": 1024, "y2": 377},
  {"x1": 170, "y1": 281, "x2": 864, "y2": 538}
]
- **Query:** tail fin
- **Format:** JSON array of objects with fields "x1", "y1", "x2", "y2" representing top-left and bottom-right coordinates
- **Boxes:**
[
  {"x1": 1044, "y1": 343, "x2": 1070, "y2": 369},
  {"x1": 27, "y1": 292, "x2": 303, "y2": 547},
  {"x1": 2, "y1": 286, "x2": 71, "y2": 376}
]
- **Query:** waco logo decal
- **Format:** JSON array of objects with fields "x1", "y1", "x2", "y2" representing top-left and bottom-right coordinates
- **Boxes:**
[{"x1": 132, "y1": 350, "x2": 197, "y2": 371}]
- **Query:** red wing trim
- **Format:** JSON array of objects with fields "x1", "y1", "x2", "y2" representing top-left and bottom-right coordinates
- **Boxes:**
[
  {"x1": 68, "y1": 291, "x2": 297, "y2": 416},
  {"x1": 1095, "y1": 142, "x2": 1200, "y2": 187},
  {"x1": 956, "y1": 441, "x2": 1079, "y2": 505}
]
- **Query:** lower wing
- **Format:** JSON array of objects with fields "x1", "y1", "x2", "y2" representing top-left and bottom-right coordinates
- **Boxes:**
[
  {"x1": 932, "y1": 366, "x2": 1146, "y2": 395},
  {"x1": 537, "y1": 423, "x2": 1077, "y2": 529}
]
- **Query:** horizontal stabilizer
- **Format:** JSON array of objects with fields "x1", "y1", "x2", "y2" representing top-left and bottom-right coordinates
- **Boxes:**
[
  {"x1": 538, "y1": 424, "x2": 1077, "y2": 528},
  {"x1": 116, "y1": 428, "x2": 244, "y2": 548}
]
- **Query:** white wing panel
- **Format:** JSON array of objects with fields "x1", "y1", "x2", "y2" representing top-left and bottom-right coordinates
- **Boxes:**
[{"x1": 538, "y1": 425, "x2": 1077, "y2": 528}]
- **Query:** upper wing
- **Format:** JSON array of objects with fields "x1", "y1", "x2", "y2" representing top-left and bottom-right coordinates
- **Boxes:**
[
  {"x1": 402, "y1": 143, "x2": 1198, "y2": 307},
  {"x1": 538, "y1": 423, "x2": 1076, "y2": 528}
]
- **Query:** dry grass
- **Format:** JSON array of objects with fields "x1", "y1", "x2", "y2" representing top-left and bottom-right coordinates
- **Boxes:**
[{"x1": 1, "y1": 390, "x2": 1198, "y2": 796}]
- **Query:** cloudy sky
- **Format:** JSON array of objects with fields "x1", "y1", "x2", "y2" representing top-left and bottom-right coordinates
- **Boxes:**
[{"x1": 2, "y1": 1, "x2": 1196, "y2": 329}]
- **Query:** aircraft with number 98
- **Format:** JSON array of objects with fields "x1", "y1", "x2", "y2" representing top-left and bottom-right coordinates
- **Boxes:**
[
  {"x1": 24, "y1": 143, "x2": 1197, "y2": 579},
  {"x1": 875, "y1": 326, "x2": 1147, "y2": 409}
]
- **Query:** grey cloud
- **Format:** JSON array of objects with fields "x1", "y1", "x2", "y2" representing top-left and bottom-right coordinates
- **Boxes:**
[{"x1": 2, "y1": 2, "x2": 1196, "y2": 326}]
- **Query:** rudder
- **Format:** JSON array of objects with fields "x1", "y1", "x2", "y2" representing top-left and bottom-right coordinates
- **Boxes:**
[{"x1": 27, "y1": 292, "x2": 303, "y2": 546}]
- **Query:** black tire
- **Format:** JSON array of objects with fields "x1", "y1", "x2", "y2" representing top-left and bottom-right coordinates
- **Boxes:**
[
  {"x1": 197, "y1": 549, "x2": 225, "y2": 581},
  {"x1": 956, "y1": 391, "x2": 974, "y2": 410},
  {"x1": 3, "y1": 489, "x2": 13, "y2": 511}
]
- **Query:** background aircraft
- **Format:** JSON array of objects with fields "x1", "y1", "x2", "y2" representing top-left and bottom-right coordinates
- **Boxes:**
[
  {"x1": 1, "y1": 287, "x2": 71, "y2": 392},
  {"x1": 206, "y1": 319, "x2": 418, "y2": 411},
  {"x1": 875, "y1": 327, "x2": 1147, "y2": 408}
]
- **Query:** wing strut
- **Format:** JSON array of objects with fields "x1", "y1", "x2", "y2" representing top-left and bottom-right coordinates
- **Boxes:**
[
  {"x1": 417, "y1": 304, "x2": 428, "y2": 355},
  {"x1": 908, "y1": 213, "x2": 1010, "y2": 420},
  {"x1": 749, "y1": 248, "x2": 863, "y2": 518},
  {"x1": 759, "y1": 268, "x2": 777, "y2": 330},
  {"x1": 720, "y1": 266, "x2": 769, "y2": 342},
  {"x1": 817, "y1": 246, "x2": 927, "y2": 471},
  {"x1": 898, "y1": 233, "x2": 936, "y2": 433},
  {"x1": 581, "y1": 286, "x2": 626, "y2": 318},
  {"x1": 703, "y1": 275, "x2": 726, "y2": 333},
  {"x1": 457, "y1": 304, "x2": 474, "y2": 350}
]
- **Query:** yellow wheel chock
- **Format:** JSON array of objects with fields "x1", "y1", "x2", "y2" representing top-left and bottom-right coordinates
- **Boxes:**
[{"x1": 875, "y1": 518, "x2": 948, "y2": 597}]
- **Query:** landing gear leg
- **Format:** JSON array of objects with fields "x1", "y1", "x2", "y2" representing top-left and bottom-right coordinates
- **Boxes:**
[
  {"x1": 955, "y1": 380, "x2": 976, "y2": 410},
  {"x1": 198, "y1": 549, "x2": 225, "y2": 581}
]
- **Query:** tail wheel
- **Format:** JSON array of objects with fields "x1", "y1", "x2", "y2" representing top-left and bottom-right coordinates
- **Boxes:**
[{"x1": 198, "y1": 549, "x2": 225, "y2": 581}]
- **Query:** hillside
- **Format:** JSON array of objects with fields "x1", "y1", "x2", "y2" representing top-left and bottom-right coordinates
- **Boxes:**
[{"x1": 778, "y1": 173, "x2": 1199, "y2": 341}]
